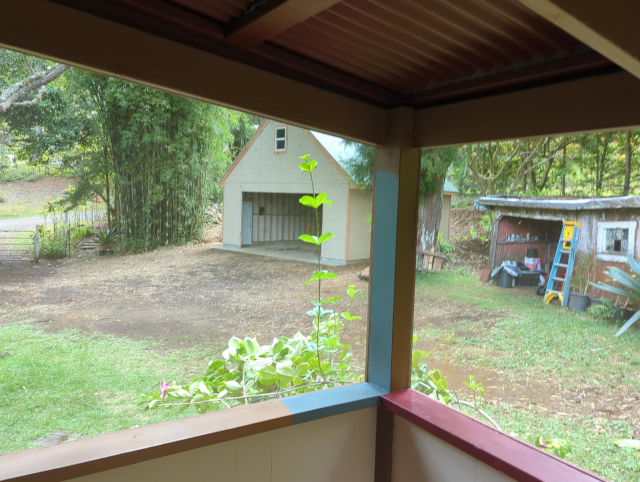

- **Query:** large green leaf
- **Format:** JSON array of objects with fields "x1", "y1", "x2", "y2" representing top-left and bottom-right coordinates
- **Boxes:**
[
  {"x1": 299, "y1": 195, "x2": 318, "y2": 209},
  {"x1": 318, "y1": 232, "x2": 334, "y2": 243},
  {"x1": 299, "y1": 234, "x2": 320, "y2": 245},
  {"x1": 616, "y1": 310, "x2": 640, "y2": 337},
  {"x1": 305, "y1": 270, "x2": 338, "y2": 285},
  {"x1": 315, "y1": 193, "x2": 332, "y2": 207},
  {"x1": 223, "y1": 380, "x2": 242, "y2": 393}
]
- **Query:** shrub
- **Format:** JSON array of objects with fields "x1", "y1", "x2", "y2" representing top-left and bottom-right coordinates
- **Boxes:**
[
  {"x1": 71, "y1": 225, "x2": 95, "y2": 243},
  {"x1": 97, "y1": 228, "x2": 118, "y2": 251},
  {"x1": 0, "y1": 191, "x2": 6, "y2": 203},
  {"x1": 437, "y1": 232, "x2": 455, "y2": 263},
  {"x1": 40, "y1": 236, "x2": 66, "y2": 260}
]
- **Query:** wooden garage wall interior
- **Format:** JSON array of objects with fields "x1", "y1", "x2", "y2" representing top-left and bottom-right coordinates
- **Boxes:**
[{"x1": 244, "y1": 192, "x2": 319, "y2": 243}]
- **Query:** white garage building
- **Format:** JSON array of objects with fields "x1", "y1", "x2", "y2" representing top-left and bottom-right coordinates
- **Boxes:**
[{"x1": 219, "y1": 120, "x2": 371, "y2": 263}]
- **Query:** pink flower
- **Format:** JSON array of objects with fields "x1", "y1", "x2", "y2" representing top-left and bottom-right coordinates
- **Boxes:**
[{"x1": 160, "y1": 380, "x2": 170, "y2": 399}]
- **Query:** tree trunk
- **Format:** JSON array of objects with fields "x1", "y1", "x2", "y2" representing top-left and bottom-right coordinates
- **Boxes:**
[
  {"x1": 624, "y1": 129, "x2": 631, "y2": 196},
  {"x1": 561, "y1": 144, "x2": 566, "y2": 196},
  {"x1": 415, "y1": 184, "x2": 444, "y2": 267}
]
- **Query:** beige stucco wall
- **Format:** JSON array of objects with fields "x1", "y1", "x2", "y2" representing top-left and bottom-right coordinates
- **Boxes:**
[
  {"x1": 223, "y1": 121, "x2": 350, "y2": 261},
  {"x1": 392, "y1": 415, "x2": 516, "y2": 482},
  {"x1": 347, "y1": 188, "x2": 372, "y2": 261},
  {"x1": 439, "y1": 194, "x2": 453, "y2": 241},
  {"x1": 69, "y1": 408, "x2": 376, "y2": 482}
]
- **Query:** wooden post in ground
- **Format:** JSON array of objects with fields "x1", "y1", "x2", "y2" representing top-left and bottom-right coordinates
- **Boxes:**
[{"x1": 34, "y1": 225, "x2": 39, "y2": 263}]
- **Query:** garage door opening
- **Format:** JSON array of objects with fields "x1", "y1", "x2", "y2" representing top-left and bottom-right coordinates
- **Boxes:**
[{"x1": 241, "y1": 192, "x2": 322, "y2": 249}]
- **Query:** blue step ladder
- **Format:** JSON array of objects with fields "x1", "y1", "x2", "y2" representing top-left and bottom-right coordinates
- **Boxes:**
[{"x1": 544, "y1": 221, "x2": 581, "y2": 307}]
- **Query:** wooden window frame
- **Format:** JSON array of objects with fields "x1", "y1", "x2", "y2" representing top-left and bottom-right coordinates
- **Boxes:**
[
  {"x1": 597, "y1": 220, "x2": 637, "y2": 262},
  {"x1": 274, "y1": 125, "x2": 287, "y2": 153}
]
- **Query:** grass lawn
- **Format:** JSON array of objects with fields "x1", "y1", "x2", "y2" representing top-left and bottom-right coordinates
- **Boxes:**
[
  {"x1": 0, "y1": 203, "x2": 44, "y2": 219},
  {"x1": 0, "y1": 322, "x2": 214, "y2": 455},
  {"x1": 415, "y1": 270, "x2": 640, "y2": 482},
  {"x1": 2, "y1": 269, "x2": 640, "y2": 481}
]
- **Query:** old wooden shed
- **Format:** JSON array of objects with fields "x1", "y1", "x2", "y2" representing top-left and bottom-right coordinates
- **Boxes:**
[{"x1": 477, "y1": 196, "x2": 640, "y2": 290}]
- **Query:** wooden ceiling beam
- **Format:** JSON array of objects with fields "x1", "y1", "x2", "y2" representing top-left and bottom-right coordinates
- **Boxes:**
[
  {"x1": 0, "y1": 0, "x2": 384, "y2": 145},
  {"x1": 224, "y1": 0, "x2": 342, "y2": 50},
  {"x1": 514, "y1": 0, "x2": 640, "y2": 79},
  {"x1": 413, "y1": 71, "x2": 640, "y2": 148}
]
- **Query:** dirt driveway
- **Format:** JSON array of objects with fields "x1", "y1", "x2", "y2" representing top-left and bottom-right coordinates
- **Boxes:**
[{"x1": 0, "y1": 227, "x2": 371, "y2": 358}]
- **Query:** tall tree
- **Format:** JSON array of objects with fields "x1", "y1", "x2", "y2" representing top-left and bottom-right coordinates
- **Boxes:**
[
  {"x1": 624, "y1": 129, "x2": 632, "y2": 196},
  {"x1": 416, "y1": 147, "x2": 459, "y2": 258},
  {"x1": 343, "y1": 142, "x2": 458, "y2": 260}
]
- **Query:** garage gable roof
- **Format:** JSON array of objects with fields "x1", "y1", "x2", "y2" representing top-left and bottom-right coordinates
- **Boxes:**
[{"x1": 219, "y1": 120, "x2": 354, "y2": 186}]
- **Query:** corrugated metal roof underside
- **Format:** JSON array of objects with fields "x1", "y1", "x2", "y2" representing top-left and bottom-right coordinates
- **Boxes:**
[
  {"x1": 62, "y1": 0, "x2": 612, "y2": 107},
  {"x1": 268, "y1": 0, "x2": 581, "y2": 93}
]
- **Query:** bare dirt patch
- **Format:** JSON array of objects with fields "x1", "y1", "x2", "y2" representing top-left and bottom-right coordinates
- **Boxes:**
[{"x1": 0, "y1": 225, "x2": 371, "y2": 360}]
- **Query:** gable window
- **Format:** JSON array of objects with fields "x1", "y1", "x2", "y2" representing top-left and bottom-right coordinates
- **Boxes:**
[
  {"x1": 275, "y1": 126, "x2": 287, "y2": 152},
  {"x1": 597, "y1": 221, "x2": 637, "y2": 262}
]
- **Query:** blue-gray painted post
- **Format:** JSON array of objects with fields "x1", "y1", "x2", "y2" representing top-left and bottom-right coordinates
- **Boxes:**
[{"x1": 367, "y1": 108, "x2": 421, "y2": 393}]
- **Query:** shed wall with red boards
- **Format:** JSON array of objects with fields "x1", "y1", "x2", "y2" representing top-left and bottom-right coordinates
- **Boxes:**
[{"x1": 489, "y1": 206, "x2": 640, "y2": 304}]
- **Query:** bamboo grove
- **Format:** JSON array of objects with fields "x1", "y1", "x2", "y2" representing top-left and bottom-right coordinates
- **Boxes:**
[{"x1": 0, "y1": 48, "x2": 247, "y2": 249}]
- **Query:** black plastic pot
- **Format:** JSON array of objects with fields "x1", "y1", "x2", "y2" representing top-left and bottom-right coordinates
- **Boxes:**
[{"x1": 568, "y1": 292, "x2": 591, "y2": 312}]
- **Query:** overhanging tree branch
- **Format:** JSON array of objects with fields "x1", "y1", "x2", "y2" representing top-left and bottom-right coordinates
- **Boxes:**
[{"x1": 0, "y1": 62, "x2": 68, "y2": 114}]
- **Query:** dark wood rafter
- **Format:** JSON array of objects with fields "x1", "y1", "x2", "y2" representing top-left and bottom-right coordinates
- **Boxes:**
[
  {"x1": 106, "y1": 0, "x2": 226, "y2": 40},
  {"x1": 251, "y1": 43, "x2": 399, "y2": 106},
  {"x1": 171, "y1": 0, "x2": 248, "y2": 23},
  {"x1": 224, "y1": 0, "x2": 342, "y2": 50},
  {"x1": 413, "y1": 71, "x2": 640, "y2": 148},
  {"x1": 515, "y1": 0, "x2": 640, "y2": 80}
]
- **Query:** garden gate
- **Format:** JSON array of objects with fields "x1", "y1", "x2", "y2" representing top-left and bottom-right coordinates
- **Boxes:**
[{"x1": 0, "y1": 226, "x2": 38, "y2": 262}]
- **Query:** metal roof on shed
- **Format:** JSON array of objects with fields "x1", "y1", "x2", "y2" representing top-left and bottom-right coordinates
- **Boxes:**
[{"x1": 476, "y1": 195, "x2": 640, "y2": 211}]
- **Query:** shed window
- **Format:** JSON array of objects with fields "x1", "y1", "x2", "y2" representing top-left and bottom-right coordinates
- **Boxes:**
[
  {"x1": 597, "y1": 221, "x2": 637, "y2": 262},
  {"x1": 275, "y1": 126, "x2": 286, "y2": 152}
]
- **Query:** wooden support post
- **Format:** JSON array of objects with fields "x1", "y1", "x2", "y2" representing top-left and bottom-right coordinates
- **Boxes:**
[
  {"x1": 367, "y1": 107, "x2": 421, "y2": 393},
  {"x1": 368, "y1": 107, "x2": 421, "y2": 482}
]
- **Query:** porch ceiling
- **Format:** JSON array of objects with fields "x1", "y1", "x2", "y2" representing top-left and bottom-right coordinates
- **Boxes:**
[{"x1": 52, "y1": 0, "x2": 615, "y2": 108}]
